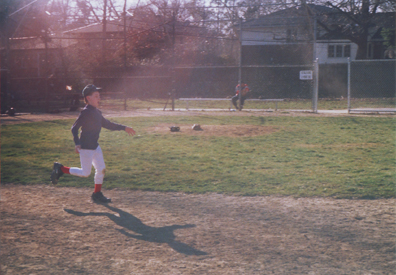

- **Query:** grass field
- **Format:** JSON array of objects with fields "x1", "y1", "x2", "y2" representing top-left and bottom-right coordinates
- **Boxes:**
[
  {"x1": 1, "y1": 115, "x2": 394, "y2": 199},
  {"x1": 10, "y1": 97, "x2": 395, "y2": 113}
]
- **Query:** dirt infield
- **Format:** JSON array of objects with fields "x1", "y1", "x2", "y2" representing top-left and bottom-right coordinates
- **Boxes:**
[
  {"x1": 1, "y1": 185, "x2": 395, "y2": 275},
  {"x1": 1, "y1": 110, "x2": 395, "y2": 274}
]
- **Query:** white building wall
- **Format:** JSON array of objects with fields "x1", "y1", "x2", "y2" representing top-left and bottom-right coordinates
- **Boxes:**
[
  {"x1": 315, "y1": 41, "x2": 358, "y2": 64},
  {"x1": 242, "y1": 30, "x2": 286, "y2": 45},
  {"x1": 241, "y1": 28, "x2": 359, "y2": 64},
  {"x1": 242, "y1": 26, "x2": 310, "y2": 46}
]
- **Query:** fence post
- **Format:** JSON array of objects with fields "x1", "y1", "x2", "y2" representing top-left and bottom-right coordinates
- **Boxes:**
[
  {"x1": 347, "y1": 57, "x2": 351, "y2": 113},
  {"x1": 312, "y1": 58, "x2": 319, "y2": 113},
  {"x1": 238, "y1": 18, "x2": 242, "y2": 110},
  {"x1": 171, "y1": 10, "x2": 176, "y2": 111}
]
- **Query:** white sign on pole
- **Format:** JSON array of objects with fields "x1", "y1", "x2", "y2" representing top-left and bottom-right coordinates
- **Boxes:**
[{"x1": 300, "y1": 70, "x2": 313, "y2": 80}]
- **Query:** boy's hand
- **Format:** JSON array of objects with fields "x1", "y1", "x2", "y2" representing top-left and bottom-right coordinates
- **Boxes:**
[
  {"x1": 125, "y1": 127, "x2": 136, "y2": 136},
  {"x1": 75, "y1": 145, "x2": 81, "y2": 154}
]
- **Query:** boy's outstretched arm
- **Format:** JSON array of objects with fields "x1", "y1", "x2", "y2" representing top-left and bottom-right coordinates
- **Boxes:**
[{"x1": 125, "y1": 127, "x2": 136, "y2": 136}]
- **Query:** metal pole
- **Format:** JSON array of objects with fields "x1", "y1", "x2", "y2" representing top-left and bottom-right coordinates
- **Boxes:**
[
  {"x1": 44, "y1": 29, "x2": 49, "y2": 112},
  {"x1": 3, "y1": 29, "x2": 11, "y2": 112},
  {"x1": 311, "y1": 16, "x2": 317, "y2": 113},
  {"x1": 347, "y1": 57, "x2": 351, "y2": 113},
  {"x1": 238, "y1": 18, "x2": 242, "y2": 111},
  {"x1": 171, "y1": 10, "x2": 176, "y2": 111},
  {"x1": 312, "y1": 58, "x2": 319, "y2": 113},
  {"x1": 123, "y1": 0, "x2": 127, "y2": 68},
  {"x1": 313, "y1": 15, "x2": 317, "y2": 62}
]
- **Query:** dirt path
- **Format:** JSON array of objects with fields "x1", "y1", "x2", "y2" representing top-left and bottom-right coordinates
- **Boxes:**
[{"x1": 1, "y1": 185, "x2": 395, "y2": 275}]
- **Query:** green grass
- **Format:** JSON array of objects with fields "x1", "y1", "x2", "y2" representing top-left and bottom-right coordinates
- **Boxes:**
[
  {"x1": 12, "y1": 98, "x2": 394, "y2": 113},
  {"x1": 97, "y1": 98, "x2": 395, "y2": 111},
  {"x1": 1, "y1": 115, "x2": 395, "y2": 198}
]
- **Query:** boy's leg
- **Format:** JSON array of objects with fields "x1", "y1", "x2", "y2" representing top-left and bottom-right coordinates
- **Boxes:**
[
  {"x1": 69, "y1": 149, "x2": 95, "y2": 177},
  {"x1": 92, "y1": 146, "x2": 106, "y2": 186},
  {"x1": 231, "y1": 96, "x2": 238, "y2": 109},
  {"x1": 240, "y1": 97, "x2": 246, "y2": 111},
  {"x1": 91, "y1": 146, "x2": 111, "y2": 203}
]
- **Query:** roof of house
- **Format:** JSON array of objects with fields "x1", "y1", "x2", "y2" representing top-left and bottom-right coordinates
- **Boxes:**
[
  {"x1": 64, "y1": 18, "x2": 137, "y2": 34},
  {"x1": 2, "y1": 36, "x2": 72, "y2": 51},
  {"x1": 241, "y1": 4, "x2": 336, "y2": 28},
  {"x1": 63, "y1": 15, "x2": 206, "y2": 37},
  {"x1": 241, "y1": 4, "x2": 395, "y2": 41}
]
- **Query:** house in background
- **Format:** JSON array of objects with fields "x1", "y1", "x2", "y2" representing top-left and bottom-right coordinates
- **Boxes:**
[
  {"x1": 63, "y1": 14, "x2": 209, "y2": 66},
  {"x1": 239, "y1": 4, "x2": 394, "y2": 65},
  {"x1": 4, "y1": 37, "x2": 65, "y2": 78}
]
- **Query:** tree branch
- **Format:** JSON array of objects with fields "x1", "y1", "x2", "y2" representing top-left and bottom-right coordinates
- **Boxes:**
[{"x1": 325, "y1": 1, "x2": 362, "y2": 26}]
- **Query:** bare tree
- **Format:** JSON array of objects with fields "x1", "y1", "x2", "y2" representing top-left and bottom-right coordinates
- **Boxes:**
[{"x1": 319, "y1": 0, "x2": 395, "y2": 59}]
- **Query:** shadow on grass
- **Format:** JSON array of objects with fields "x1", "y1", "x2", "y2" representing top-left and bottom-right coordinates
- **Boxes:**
[{"x1": 64, "y1": 204, "x2": 207, "y2": 256}]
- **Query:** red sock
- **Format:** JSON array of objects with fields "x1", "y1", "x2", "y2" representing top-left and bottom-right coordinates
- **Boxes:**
[
  {"x1": 61, "y1": 166, "x2": 70, "y2": 174},
  {"x1": 94, "y1": 184, "x2": 102, "y2": 193}
]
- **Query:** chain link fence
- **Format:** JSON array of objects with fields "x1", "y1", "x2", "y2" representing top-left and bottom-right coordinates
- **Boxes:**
[{"x1": 348, "y1": 59, "x2": 396, "y2": 113}]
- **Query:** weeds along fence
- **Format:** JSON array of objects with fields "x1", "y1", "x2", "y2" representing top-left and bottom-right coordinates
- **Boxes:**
[{"x1": 347, "y1": 59, "x2": 396, "y2": 113}]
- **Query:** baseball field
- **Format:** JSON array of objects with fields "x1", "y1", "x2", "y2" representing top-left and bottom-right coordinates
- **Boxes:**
[{"x1": 1, "y1": 109, "x2": 395, "y2": 274}]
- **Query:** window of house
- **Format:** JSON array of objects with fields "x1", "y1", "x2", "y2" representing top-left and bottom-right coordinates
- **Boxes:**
[
  {"x1": 344, "y1": 45, "x2": 351, "y2": 57},
  {"x1": 328, "y1": 44, "x2": 351, "y2": 58},
  {"x1": 336, "y1": 45, "x2": 343, "y2": 57},
  {"x1": 328, "y1": 45, "x2": 335, "y2": 57}
]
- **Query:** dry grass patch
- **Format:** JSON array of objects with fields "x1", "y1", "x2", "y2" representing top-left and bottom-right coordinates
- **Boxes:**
[{"x1": 298, "y1": 143, "x2": 380, "y2": 148}]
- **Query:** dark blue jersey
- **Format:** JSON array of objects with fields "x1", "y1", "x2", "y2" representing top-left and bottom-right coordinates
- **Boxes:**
[{"x1": 71, "y1": 104, "x2": 126, "y2": 150}]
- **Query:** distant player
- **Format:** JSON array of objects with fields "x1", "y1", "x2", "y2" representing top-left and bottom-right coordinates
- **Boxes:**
[
  {"x1": 50, "y1": 84, "x2": 136, "y2": 203},
  {"x1": 231, "y1": 83, "x2": 250, "y2": 111}
]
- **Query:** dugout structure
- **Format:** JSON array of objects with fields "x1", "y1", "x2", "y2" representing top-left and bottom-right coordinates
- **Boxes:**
[{"x1": 347, "y1": 59, "x2": 396, "y2": 114}]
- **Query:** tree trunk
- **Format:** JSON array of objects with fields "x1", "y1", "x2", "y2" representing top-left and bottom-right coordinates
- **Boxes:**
[
  {"x1": 355, "y1": 39, "x2": 368, "y2": 60},
  {"x1": 355, "y1": 0, "x2": 370, "y2": 60}
]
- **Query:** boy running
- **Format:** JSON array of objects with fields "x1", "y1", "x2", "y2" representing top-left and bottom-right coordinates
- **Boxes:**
[{"x1": 50, "y1": 84, "x2": 136, "y2": 203}]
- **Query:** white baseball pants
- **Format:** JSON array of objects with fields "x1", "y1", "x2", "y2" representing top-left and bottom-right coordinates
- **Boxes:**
[{"x1": 69, "y1": 146, "x2": 106, "y2": 185}]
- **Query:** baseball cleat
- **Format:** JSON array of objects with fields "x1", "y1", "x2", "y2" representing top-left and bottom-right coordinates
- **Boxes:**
[
  {"x1": 50, "y1": 162, "x2": 64, "y2": 184},
  {"x1": 91, "y1": 192, "x2": 111, "y2": 203}
]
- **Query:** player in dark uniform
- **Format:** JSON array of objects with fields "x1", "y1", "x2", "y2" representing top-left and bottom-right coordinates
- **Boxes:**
[
  {"x1": 50, "y1": 84, "x2": 136, "y2": 203},
  {"x1": 231, "y1": 83, "x2": 250, "y2": 111}
]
